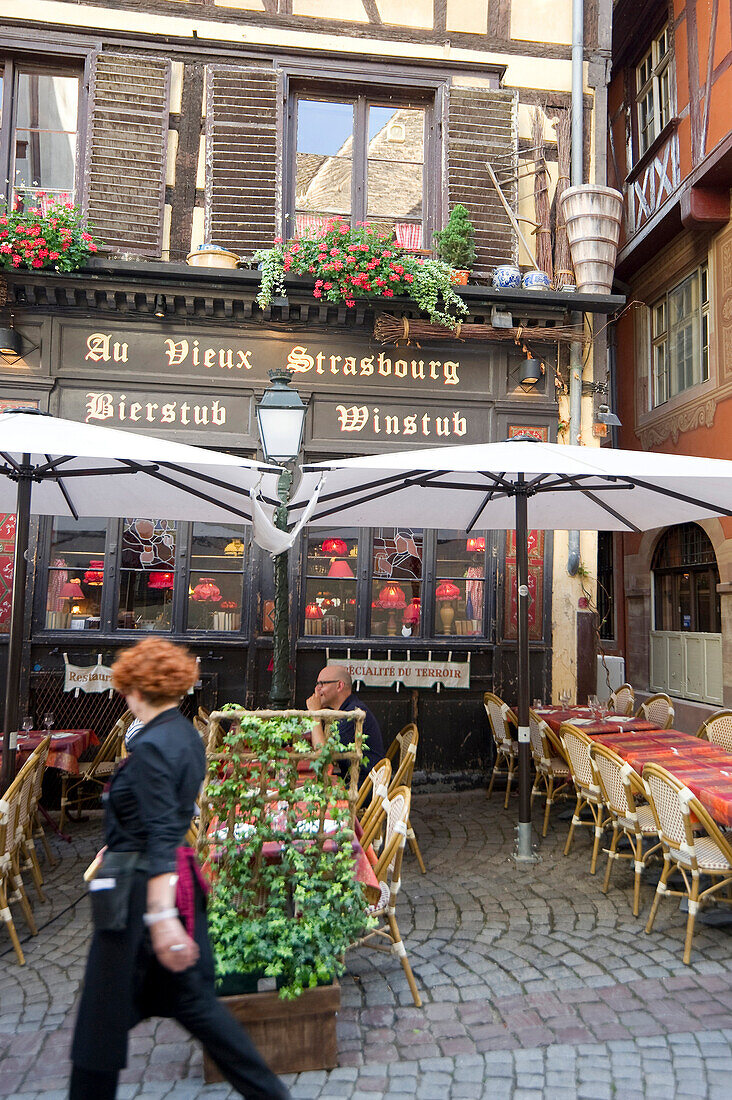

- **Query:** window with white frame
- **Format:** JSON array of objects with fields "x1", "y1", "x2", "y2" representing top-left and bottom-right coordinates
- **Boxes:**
[
  {"x1": 636, "y1": 24, "x2": 672, "y2": 158},
  {"x1": 651, "y1": 263, "x2": 708, "y2": 406}
]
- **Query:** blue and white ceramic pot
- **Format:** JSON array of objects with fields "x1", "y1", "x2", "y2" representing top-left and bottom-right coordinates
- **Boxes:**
[
  {"x1": 492, "y1": 264, "x2": 521, "y2": 289},
  {"x1": 522, "y1": 270, "x2": 551, "y2": 291}
]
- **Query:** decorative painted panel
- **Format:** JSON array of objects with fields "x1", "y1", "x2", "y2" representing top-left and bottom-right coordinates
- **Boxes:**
[{"x1": 628, "y1": 130, "x2": 680, "y2": 236}]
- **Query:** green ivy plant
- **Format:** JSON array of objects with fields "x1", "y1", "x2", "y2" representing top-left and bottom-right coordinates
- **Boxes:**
[
  {"x1": 206, "y1": 711, "x2": 374, "y2": 1000},
  {"x1": 253, "y1": 217, "x2": 468, "y2": 330}
]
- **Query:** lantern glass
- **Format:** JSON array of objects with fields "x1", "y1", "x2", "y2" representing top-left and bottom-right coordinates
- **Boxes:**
[{"x1": 255, "y1": 371, "x2": 307, "y2": 463}]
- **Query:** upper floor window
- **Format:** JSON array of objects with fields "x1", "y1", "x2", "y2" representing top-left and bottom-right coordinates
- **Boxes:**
[
  {"x1": 293, "y1": 94, "x2": 427, "y2": 248},
  {"x1": 636, "y1": 24, "x2": 672, "y2": 158},
  {"x1": 653, "y1": 523, "x2": 720, "y2": 633},
  {"x1": 651, "y1": 263, "x2": 708, "y2": 406},
  {"x1": 0, "y1": 59, "x2": 81, "y2": 209}
]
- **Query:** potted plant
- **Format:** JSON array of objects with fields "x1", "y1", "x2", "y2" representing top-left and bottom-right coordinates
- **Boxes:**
[
  {"x1": 432, "y1": 204, "x2": 477, "y2": 285},
  {"x1": 253, "y1": 218, "x2": 467, "y2": 330},
  {"x1": 0, "y1": 193, "x2": 100, "y2": 272},
  {"x1": 201, "y1": 709, "x2": 373, "y2": 1078}
]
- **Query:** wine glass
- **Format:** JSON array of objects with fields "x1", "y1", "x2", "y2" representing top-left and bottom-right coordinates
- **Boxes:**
[
  {"x1": 588, "y1": 694, "x2": 600, "y2": 720},
  {"x1": 42, "y1": 712, "x2": 54, "y2": 732},
  {"x1": 21, "y1": 716, "x2": 33, "y2": 734},
  {"x1": 559, "y1": 689, "x2": 571, "y2": 708}
]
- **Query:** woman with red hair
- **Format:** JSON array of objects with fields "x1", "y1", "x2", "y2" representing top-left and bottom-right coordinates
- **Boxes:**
[{"x1": 69, "y1": 638, "x2": 289, "y2": 1100}]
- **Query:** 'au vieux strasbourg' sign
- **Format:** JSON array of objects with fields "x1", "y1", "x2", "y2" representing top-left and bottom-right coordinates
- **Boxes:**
[{"x1": 58, "y1": 325, "x2": 501, "y2": 443}]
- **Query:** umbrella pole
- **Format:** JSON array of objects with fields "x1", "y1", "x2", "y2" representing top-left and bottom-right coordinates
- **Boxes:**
[
  {"x1": 1, "y1": 457, "x2": 32, "y2": 788},
  {"x1": 514, "y1": 482, "x2": 538, "y2": 862}
]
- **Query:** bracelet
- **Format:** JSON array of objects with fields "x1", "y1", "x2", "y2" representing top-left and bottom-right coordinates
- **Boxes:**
[{"x1": 142, "y1": 907, "x2": 179, "y2": 926}]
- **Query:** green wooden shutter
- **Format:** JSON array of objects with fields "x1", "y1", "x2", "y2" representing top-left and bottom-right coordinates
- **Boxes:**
[
  {"x1": 205, "y1": 65, "x2": 278, "y2": 258},
  {"x1": 447, "y1": 87, "x2": 518, "y2": 273},
  {"x1": 84, "y1": 52, "x2": 170, "y2": 257}
]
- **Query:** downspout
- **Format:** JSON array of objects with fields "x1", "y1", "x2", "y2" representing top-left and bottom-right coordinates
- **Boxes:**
[{"x1": 567, "y1": 0, "x2": 584, "y2": 577}]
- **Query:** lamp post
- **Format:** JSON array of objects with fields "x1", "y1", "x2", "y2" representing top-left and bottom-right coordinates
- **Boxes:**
[{"x1": 256, "y1": 369, "x2": 308, "y2": 708}]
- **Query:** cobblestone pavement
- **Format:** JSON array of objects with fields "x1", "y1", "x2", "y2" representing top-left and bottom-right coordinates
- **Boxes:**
[{"x1": 2, "y1": 791, "x2": 732, "y2": 1098}]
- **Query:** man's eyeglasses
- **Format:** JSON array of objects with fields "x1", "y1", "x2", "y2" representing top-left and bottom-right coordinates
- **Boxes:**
[{"x1": 315, "y1": 679, "x2": 340, "y2": 687}]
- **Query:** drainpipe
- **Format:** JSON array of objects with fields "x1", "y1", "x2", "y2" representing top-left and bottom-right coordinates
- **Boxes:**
[{"x1": 567, "y1": 0, "x2": 584, "y2": 577}]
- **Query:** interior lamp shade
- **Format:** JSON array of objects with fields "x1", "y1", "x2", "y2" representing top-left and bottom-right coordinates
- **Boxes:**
[
  {"x1": 321, "y1": 538, "x2": 347, "y2": 556},
  {"x1": 191, "y1": 577, "x2": 222, "y2": 602},
  {"x1": 436, "y1": 581, "x2": 460, "y2": 601},
  {"x1": 327, "y1": 559, "x2": 354, "y2": 579},
  {"x1": 378, "y1": 583, "x2": 407, "y2": 609},
  {"x1": 83, "y1": 560, "x2": 105, "y2": 585},
  {"x1": 305, "y1": 602, "x2": 324, "y2": 619},
  {"x1": 466, "y1": 537, "x2": 486, "y2": 552},
  {"x1": 148, "y1": 571, "x2": 174, "y2": 589},
  {"x1": 224, "y1": 538, "x2": 245, "y2": 557},
  {"x1": 403, "y1": 599, "x2": 421, "y2": 626},
  {"x1": 60, "y1": 579, "x2": 85, "y2": 600}
]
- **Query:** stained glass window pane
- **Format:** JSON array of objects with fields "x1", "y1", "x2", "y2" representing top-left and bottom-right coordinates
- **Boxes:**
[
  {"x1": 371, "y1": 528, "x2": 422, "y2": 637},
  {"x1": 119, "y1": 518, "x2": 176, "y2": 630}
]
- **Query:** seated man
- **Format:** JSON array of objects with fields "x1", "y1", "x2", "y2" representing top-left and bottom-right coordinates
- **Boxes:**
[{"x1": 306, "y1": 664, "x2": 384, "y2": 785}]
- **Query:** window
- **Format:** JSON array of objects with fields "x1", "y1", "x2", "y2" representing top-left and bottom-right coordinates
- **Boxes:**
[
  {"x1": 187, "y1": 523, "x2": 246, "y2": 633},
  {"x1": 119, "y1": 518, "x2": 177, "y2": 630},
  {"x1": 651, "y1": 263, "x2": 708, "y2": 405},
  {"x1": 45, "y1": 518, "x2": 106, "y2": 630},
  {"x1": 435, "y1": 531, "x2": 486, "y2": 636},
  {"x1": 303, "y1": 530, "x2": 359, "y2": 637},
  {"x1": 293, "y1": 94, "x2": 427, "y2": 247},
  {"x1": 0, "y1": 59, "x2": 81, "y2": 208},
  {"x1": 370, "y1": 528, "x2": 423, "y2": 637},
  {"x1": 636, "y1": 25, "x2": 672, "y2": 158},
  {"x1": 652, "y1": 523, "x2": 720, "y2": 632}
]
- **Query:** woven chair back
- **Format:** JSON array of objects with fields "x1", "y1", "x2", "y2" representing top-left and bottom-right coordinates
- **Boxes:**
[
  {"x1": 528, "y1": 709, "x2": 553, "y2": 763},
  {"x1": 637, "y1": 693, "x2": 674, "y2": 729},
  {"x1": 589, "y1": 742, "x2": 632, "y2": 816},
  {"x1": 608, "y1": 683, "x2": 634, "y2": 716},
  {"x1": 642, "y1": 765, "x2": 688, "y2": 848},
  {"x1": 87, "y1": 720, "x2": 125, "y2": 779},
  {"x1": 560, "y1": 724, "x2": 597, "y2": 792},
  {"x1": 483, "y1": 692, "x2": 516, "y2": 749},
  {"x1": 643, "y1": 762, "x2": 732, "y2": 868},
  {"x1": 28, "y1": 736, "x2": 51, "y2": 817},
  {"x1": 357, "y1": 757, "x2": 392, "y2": 825},
  {"x1": 698, "y1": 710, "x2": 732, "y2": 750},
  {"x1": 396, "y1": 723, "x2": 418, "y2": 769},
  {"x1": 389, "y1": 729, "x2": 419, "y2": 792},
  {"x1": 374, "y1": 786, "x2": 411, "y2": 890}
]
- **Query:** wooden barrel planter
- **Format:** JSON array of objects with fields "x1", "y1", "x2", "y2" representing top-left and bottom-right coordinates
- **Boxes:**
[{"x1": 203, "y1": 980, "x2": 341, "y2": 1081}]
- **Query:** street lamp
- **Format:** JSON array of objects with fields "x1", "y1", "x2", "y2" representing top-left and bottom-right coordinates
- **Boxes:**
[{"x1": 256, "y1": 369, "x2": 308, "y2": 708}]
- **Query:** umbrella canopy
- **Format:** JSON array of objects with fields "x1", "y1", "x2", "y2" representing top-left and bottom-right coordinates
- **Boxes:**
[
  {"x1": 287, "y1": 437, "x2": 732, "y2": 860},
  {"x1": 0, "y1": 410, "x2": 281, "y2": 522},
  {"x1": 0, "y1": 409, "x2": 283, "y2": 784},
  {"x1": 288, "y1": 438, "x2": 732, "y2": 531}
]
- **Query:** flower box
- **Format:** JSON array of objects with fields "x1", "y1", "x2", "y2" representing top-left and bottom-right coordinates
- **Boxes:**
[
  {"x1": 203, "y1": 980, "x2": 340, "y2": 1080},
  {"x1": 186, "y1": 246, "x2": 239, "y2": 269}
]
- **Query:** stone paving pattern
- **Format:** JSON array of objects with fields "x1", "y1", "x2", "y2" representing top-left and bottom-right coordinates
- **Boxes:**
[{"x1": 1, "y1": 790, "x2": 732, "y2": 1098}]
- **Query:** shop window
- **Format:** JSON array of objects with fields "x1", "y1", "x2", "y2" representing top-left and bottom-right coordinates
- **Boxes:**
[
  {"x1": 303, "y1": 530, "x2": 359, "y2": 636},
  {"x1": 0, "y1": 58, "x2": 81, "y2": 208},
  {"x1": 635, "y1": 24, "x2": 673, "y2": 158},
  {"x1": 652, "y1": 523, "x2": 720, "y2": 632},
  {"x1": 651, "y1": 263, "x2": 708, "y2": 405},
  {"x1": 435, "y1": 531, "x2": 486, "y2": 637},
  {"x1": 370, "y1": 528, "x2": 423, "y2": 637},
  {"x1": 118, "y1": 518, "x2": 176, "y2": 631},
  {"x1": 45, "y1": 518, "x2": 106, "y2": 630},
  {"x1": 186, "y1": 523, "x2": 246, "y2": 632},
  {"x1": 293, "y1": 94, "x2": 427, "y2": 246}
]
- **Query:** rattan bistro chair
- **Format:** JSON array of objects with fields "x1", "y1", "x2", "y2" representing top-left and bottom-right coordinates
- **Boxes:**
[
  {"x1": 355, "y1": 785, "x2": 422, "y2": 1007},
  {"x1": 386, "y1": 728, "x2": 425, "y2": 874},
  {"x1": 529, "y1": 709, "x2": 572, "y2": 836},
  {"x1": 356, "y1": 758, "x2": 392, "y2": 833},
  {"x1": 696, "y1": 710, "x2": 732, "y2": 750},
  {"x1": 60, "y1": 716, "x2": 126, "y2": 830},
  {"x1": 560, "y1": 723, "x2": 610, "y2": 874},
  {"x1": 484, "y1": 692, "x2": 518, "y2": 809},
  {"x1": 589, "y1": 741, "x2": 661, "y2": 915},
  {"x1": 643, "y1": 762, "x2": 732, "y2": 963},
  {"x1": 0, "y1": 757, "x2": 40, "y2": 964},
  {"x1": 636, "y1": 692, "x2": 675, "y2": 729},
  {"x1": 607, "y1": 683, "x2": 635, "y2": 717}
]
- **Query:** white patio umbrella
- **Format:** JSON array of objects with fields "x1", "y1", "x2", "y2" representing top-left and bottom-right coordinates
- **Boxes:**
[
  {"x1": 287, "y1": 436, "x2": 732, "y2": 859},
  {"x1": 0, "y1": 408, "x2": 283, "y2": 783}
]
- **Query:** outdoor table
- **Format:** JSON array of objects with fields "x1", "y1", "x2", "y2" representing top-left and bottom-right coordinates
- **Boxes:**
[
  {"x1": 0, "y1": 729, "x2": 98, "y2": 777},
  {"x1": 535, "y1": 705, "x2": 658, "y2": 736},
  {"x1": 587, "y1": 728, "x2": 732, "y2": 827}
]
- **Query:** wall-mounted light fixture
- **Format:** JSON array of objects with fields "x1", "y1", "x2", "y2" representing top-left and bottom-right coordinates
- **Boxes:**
[
  {"x1": 491, "y1": 306, "x2": 513, "y2": 329},
  {"x1": 154, "y1": 294, "x2": 167, "y2": 318},
  {"x1": 0, "y1": 318, "x2": 38, "y2": 366},
  {"x1": 596, "y1": 403, "x2": 622, "y2": 427},
  {"x1": 519, "y1": 358, "x2": 543, "y2": 385}
]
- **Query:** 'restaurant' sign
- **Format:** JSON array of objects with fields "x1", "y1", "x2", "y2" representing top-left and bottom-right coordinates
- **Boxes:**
[
  {"x1": 329, "y1": 658, "x2": 470, "y2": 689},
  {"x1": 58, "y1": 323, "x2": 511, "y2": 397}
]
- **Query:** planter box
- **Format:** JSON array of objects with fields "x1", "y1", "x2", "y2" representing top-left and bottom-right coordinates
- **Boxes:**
[{"x1": 203, "y1": 980, "x2": 340, "y2": 1080}]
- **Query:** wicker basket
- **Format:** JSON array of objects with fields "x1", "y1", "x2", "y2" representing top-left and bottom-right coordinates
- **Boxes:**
[{"x1": 559, "y1": 185, "x2": 623, "y2": 294}]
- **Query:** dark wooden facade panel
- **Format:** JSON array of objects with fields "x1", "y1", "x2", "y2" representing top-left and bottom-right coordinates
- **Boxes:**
[
  {"x1": 84, "y1": 53, "x2": 170, "y2": 257},
  {"x1": 447, "y1": 88, "x2": 517, "y2": 271},
  {"x1": 205, "y1": 65, "x2": 278, "y2": 257}
]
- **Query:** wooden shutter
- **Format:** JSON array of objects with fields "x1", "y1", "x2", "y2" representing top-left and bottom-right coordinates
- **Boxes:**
[
  {"x1": 84, "y1": 53, "x2": 170, "y2": 257},
  {"x1": 447, "y1": 88, "x2": 518, "y2": 273},
  {"x1": 205, "y1": 66, "x2": 278, "y2": 257}
]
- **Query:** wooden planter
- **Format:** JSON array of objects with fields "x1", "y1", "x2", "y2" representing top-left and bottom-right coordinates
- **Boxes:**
[{"x1": 203, "y1": 980, "x2": 340, "y2": 1081}]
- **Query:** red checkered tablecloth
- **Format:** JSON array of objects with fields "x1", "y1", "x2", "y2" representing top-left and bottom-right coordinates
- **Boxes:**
[
  {"x1": 588, "y1": 728, "x2": 732, "y2": 827},
  {"x1": 535, "y1": 706, "x2": 658, "y2": 736}
]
